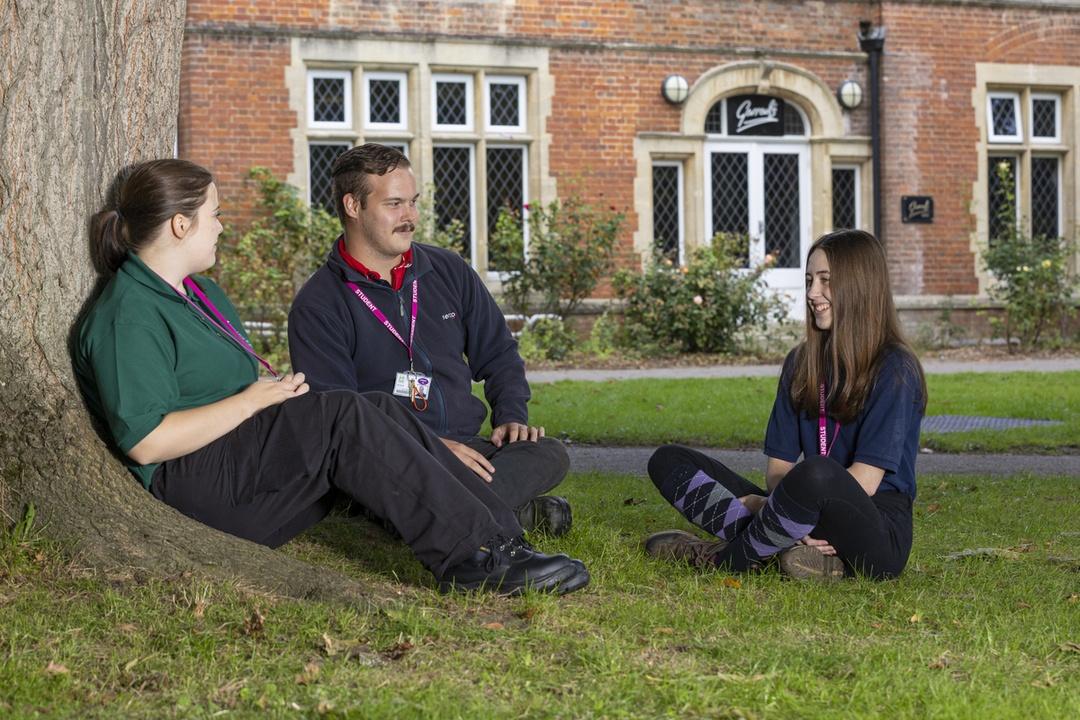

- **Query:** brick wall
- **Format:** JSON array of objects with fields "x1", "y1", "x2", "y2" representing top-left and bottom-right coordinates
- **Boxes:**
[{"x1": 181, "y1": 0, "x2": 1079, "y2": 297}]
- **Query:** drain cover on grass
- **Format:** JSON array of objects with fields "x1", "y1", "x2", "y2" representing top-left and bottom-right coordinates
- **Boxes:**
[{"x1": 921, "y1": 415, "x2": 1063, "y2": 434}]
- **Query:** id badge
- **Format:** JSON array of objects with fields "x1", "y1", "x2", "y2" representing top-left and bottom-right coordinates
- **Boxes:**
[{"x1": 393, "y1": 371, "x2": 432, "y2": 399}]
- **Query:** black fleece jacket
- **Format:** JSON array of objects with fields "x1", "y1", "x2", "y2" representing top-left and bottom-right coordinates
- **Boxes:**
[{"x1": 288, "y1": 240, "x2": 530, "y2": 440}]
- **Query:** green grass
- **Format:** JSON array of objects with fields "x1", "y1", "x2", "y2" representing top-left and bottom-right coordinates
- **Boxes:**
[
  {"x1": 2, "y1": 472, "x2": 1078, "y2": 718},
  {"x1": 510, "y1": 371, "x2": 1080, "y2": 453}
]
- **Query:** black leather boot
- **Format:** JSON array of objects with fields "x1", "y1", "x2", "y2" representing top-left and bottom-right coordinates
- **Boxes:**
[{"x1": 438, "y1": 536, "x2": 588, "y2": 596}]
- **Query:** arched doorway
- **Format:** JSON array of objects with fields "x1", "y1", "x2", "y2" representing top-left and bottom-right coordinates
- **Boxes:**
[{"x1": 703, "y1": 94, "x2": 811, "y2": 318}]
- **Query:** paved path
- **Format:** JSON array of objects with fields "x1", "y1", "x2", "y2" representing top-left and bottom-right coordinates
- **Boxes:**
[
  {"x1": 529, "y1": 357, "x2": 1080, "y2": 383},
  {"x1": 568, "y1": 445, "x2": 1080, "y2": 478}
]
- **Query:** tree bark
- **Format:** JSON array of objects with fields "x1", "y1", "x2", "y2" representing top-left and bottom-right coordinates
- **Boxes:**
[{"x1": 0, "y1": 1, "x2": 380, "y2": 605}]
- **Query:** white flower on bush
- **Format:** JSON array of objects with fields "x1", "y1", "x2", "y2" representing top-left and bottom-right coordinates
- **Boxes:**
[{"x1": 692, "y1": 295, "x2": 704, "y2": 305}]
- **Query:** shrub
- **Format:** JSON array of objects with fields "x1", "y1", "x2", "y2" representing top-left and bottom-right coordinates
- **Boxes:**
[
  {"x1": 983, "y1": 160, "x2": 1077, "y2": 349},
  {"x1": 515, "y1": 316, "x2": 577, "y2": 363},
  {"x1": 613, "y1": 233, "x2": 787, "y2": 355},
  {"x1": 489, "y1": 198, "x2": 624, "y2": 319},
  {"x1": 212, "y1": 168, "x2": 338, "y2": 369}
]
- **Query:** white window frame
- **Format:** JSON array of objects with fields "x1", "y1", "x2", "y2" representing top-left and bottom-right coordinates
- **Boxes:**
[
  {"x1": 1030, "y1": 93, "x2": 1061, "y2": 144},
  {"x1": 987, "y1": 91, "x2": 1022, "y2": 143},
  {"x1": 307, "y1": 140, "x2": 353, "y2": 207},
  {"x1": 651, "y1": 161, "x2": 685, "y2": 266},
  {"x1": 831, "y1": 163, "x2": 861, "y2": 231},
  {"x1": 307, "y1": 69, "x2": 352, "y2": 130},
  {"x1": 363, "y1": 71, "x2": 408, "y2": 131},
  {"x1": 432, "y1": 74, "x2": 474, "y2": 132},
  {"x1": 484, "y1": 76, "x2": 527, "y2": 133},
  {"x1": 432, "y1": 143, "x2": 478, "y2": 267}
]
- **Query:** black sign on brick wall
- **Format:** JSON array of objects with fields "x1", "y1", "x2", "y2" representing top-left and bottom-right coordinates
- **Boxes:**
[
  {"x1": 901, "y1": 196, "x2": 934, "y2": 223},
  {"x1": 726, "y1": 95, "x2": 786, "y2": 136}
]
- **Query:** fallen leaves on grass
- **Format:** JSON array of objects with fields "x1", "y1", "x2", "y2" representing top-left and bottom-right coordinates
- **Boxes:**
[
  {"x1": 295, "y1": 661, "x2": 321, "y2": 685},
  {"x1": 482, "y1": 621, "x2": 505, "y2": 630},
  {"x1": 928, "y1": 652, "x2": 951, "y2": 669},
  {"x1": 722, "y1": 577, "x2": 742, "y2": 589},
  {"x1": 623, "y1": 497, "x2": 646, "y2": 506},
  {"x1": 43, "y1": 661, "x2": 69, "y2": 676},
  {"x1": 243, "y1": 607, "x2": 265, "y2": 636},
  {"x1": 925, "y1": 503, "x2": 942, "y2": 514},
  {"x1": 382, "y1": 640, "x2": 414, "y2": 661},
  {"x1": 1060, "y1": 642, "x2": 1080, "y2": 654},
  {"x1": 909, "y1": 613, "x2": 922, "y2": 624}
]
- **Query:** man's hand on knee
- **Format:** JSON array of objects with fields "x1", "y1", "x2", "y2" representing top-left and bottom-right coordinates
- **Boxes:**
[
  {"x1": 491, "y1": 422, "x2": 544, "y2": 447},
  {"x1": 440, "y1": 438, "x2": 495, "y2": 482}
]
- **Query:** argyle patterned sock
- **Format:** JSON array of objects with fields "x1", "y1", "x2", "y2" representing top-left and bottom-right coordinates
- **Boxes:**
[
  {"x1": 655, "y1": 464, "x2": 754, "y2": 541},
  {"x1": 716, "y1": 480, "x2": 818, "y2": 571}
]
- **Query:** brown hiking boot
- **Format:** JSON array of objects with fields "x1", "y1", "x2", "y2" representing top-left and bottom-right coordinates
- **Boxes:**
[
  {"x1": 643, "y1": 530, "x2": 727, "y2": 569},
  {"x1": 778, "y1": 545, "x2": 846, "y2": 580}
]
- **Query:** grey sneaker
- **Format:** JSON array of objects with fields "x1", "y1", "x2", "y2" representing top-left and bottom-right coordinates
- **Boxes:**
[
  {"x1": 516, "y1": 495, "x2": 572, "y2": 537},
  {"x1": 778, "y1": 545, "x2": 846, "y2": 580},
  {"x1": 643, "y1": 530, "x2": 727, "y2": 569}
]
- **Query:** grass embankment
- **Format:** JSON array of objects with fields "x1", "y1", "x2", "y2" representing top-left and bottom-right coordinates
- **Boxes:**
[
  {"x1": 2, "y1": 472, "x2": 1077, "y2": 718},
  {"x1": 517, "y1": 371, "x2": 1080, "y2": 453}
]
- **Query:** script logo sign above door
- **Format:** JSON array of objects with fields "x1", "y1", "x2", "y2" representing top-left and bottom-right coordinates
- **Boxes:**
[{"x1": 726, "y1": 95, "x2": 787, "y2": 137}]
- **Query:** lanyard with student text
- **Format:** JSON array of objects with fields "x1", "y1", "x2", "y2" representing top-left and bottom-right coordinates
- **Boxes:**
[
  {"x1": 179, "y1": 278, "x2": 279, "y2": 378},
  {"x1": 345, "y1": 280, "x2": 426, "y2": 411},
  {"x1": 818, "y1": 382, "x2": 841, "y2": 457},
  {"x1": 345, "y1": 279, "x2": 419, "y2": 368}
]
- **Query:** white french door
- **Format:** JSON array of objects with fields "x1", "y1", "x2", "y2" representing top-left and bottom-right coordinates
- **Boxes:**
[{"x1": 705, "y1": 141, "x2": 811, "y2": 318}]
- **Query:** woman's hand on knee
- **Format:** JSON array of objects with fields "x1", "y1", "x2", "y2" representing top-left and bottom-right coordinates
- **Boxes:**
[
  {"x1": 241, "y1": 372, "x2": 310, "y2": 415},
  {"x1": 798, "y1": 535, "x2": 837, "y2": 556}
]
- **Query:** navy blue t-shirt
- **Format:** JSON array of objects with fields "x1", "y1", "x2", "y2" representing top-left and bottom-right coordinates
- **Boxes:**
[{"x1": 763, "y1": 347, "x2": 924, "y2": 498}]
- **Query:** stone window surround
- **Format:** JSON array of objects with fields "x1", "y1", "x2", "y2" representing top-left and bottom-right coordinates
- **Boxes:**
[
  {"x1": 632, "y1": 60, "x2": 872, "y2": 269},
  {"x1": 973, "y1": 63, "x2": 1077, "y2": 296},
  {"x1": 286, "y1": 37, "x2": 557, "y2": 277}
]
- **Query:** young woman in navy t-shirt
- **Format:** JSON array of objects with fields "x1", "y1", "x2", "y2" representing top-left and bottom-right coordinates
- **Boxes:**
[{"x1": 645, "y1": 229, "x2": 927, "y2": 579}]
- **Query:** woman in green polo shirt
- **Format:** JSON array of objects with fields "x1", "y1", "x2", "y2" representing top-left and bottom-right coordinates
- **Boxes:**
[{"x1": 76, "y1": 159, "x2": 588, "y2": 596}]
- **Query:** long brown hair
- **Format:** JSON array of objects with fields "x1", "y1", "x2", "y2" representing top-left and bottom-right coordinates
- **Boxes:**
[
  {"x1": 791, "y1": 229, "x2": 927, "y2": 422},
  {"x1": 89, "y1": 159, "x2": 214, "y2": 274}
]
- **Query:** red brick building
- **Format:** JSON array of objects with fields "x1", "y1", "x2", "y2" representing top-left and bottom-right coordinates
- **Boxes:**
[{"x1": 180, "y1": 0, "x2": 1079, "y2": 324}]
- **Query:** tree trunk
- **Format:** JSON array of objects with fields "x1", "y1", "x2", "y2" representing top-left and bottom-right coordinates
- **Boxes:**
[{"x1": 0, "y1": 1, "x2": 380, "y2": 605}]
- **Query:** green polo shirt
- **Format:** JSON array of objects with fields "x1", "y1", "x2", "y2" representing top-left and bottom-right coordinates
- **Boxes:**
[{"x1": 75, "y1": 254, "x2": 259, "y2": 489}]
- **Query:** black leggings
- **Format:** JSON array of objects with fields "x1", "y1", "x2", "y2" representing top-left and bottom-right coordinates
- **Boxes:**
[{"x1": 649, "y1": 445, "x2": 913, "y2": 579}]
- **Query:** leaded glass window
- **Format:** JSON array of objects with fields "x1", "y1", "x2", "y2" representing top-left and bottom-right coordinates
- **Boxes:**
[
  {"x1": 309, "y1": 142, "x2": 350, "y2": 213},
  {"x1": 308, "y1": 70, "x2": 351, "y2": 128},
  {"x1": 486, "y1": 147, "x2": 525, "y2": 267},
  {"x1": 1031, "y1": 96, "x2": 1059, "y2": 142},
  {"x1": 433, "y1": 145, "x2": 473, "y2": 258},
  {"x1": 365, "y1": 72, "x2": 407, "y2": 129},
  {"x1": 831, "y1": 167, "x2": 857, "y2": 230},
  {"x1": 988, "y1": 155, "x2": 1017, "y2": 243},
  {"x1": 988, "y1": 93, "x2": 1021, "y2": 142},
  {"x1": 652, "y1": 164, "x2": 681, "y2": 262},
  {"x1": 486, "y1": 77, "x2": 525, "y2": 131},
  {"x1": 433, "y1": 75, "x2": 472, "y2": 130},
  {"x1": 710, "y1": 152, "x2": 749, "y2": 267},
  {"x1": 763, "y1": 153, "x2": 801, "y2": 269},
  {"x1": 1031, "y1": 156, "x2": 1060, "y2": 240},
  {"x1": 705, "y1": 102, "x2": 724, "y2": 134}
]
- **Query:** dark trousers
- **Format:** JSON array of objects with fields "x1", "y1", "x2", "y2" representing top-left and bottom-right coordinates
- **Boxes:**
[
  {"x1": 651, "y1": 446, "x2": 913, "y2": 579},
  {"x1": 150, "y1": 390, "x2": 523, "y2": 577},
  {"x1": 462, "y1": 436, "x2": 570, "y2": 510}
]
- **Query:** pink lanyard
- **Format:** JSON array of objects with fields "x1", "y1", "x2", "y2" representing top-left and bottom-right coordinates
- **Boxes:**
[
  {"x1": 178, "y1": 278, "x2": 279, "y2": 378},
  {"x1": 818, "y1": 382, "x2": 840, "y2": 457},
  {"x1": 346, "y1": 279, "x2": 419, "y2": 371}
]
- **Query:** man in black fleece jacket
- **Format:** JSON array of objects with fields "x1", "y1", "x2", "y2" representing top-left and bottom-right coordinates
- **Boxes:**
[{"x1": 288, "y1": 144, "x2": 572, "y2": 536}]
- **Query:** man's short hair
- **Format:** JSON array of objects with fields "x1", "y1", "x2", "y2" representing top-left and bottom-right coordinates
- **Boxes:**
[{"x1": 330, "y1": 144, "x2": 411, "y2": 222}]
